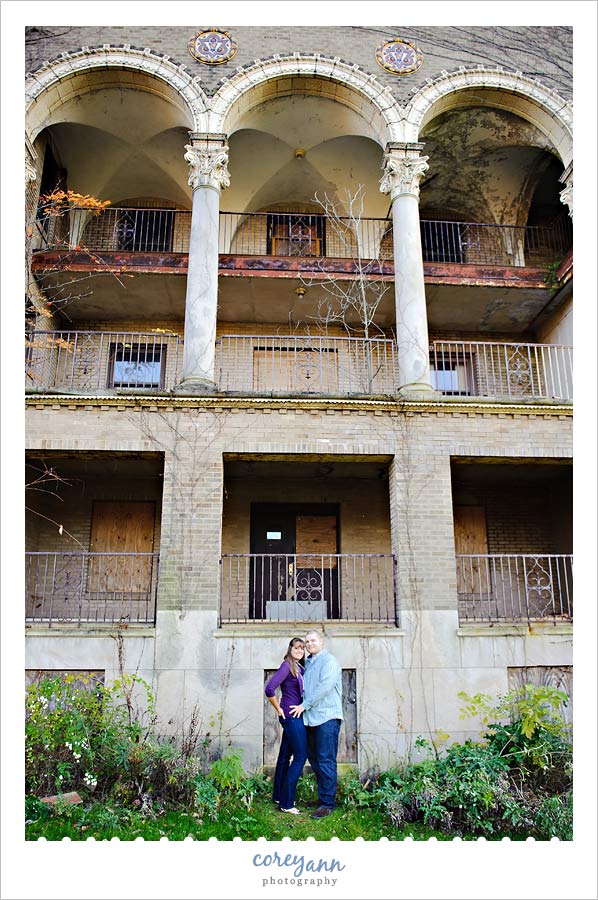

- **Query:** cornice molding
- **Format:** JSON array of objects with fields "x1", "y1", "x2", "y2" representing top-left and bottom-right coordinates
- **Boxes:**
[{"x1": 25, "y1": 394, "x2": 573, "y2": 417}]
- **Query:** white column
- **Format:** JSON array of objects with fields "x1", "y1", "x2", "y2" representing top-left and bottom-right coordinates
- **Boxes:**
[
  {"x1": 180, "y1": 134, "x2": 230, "y2": 390},
  {"x1": 380, "y1": 143, "x2": 436, "y2": 397},
  {"x1": 559, "y1": 162, "x2": 573, "y2": 218}
]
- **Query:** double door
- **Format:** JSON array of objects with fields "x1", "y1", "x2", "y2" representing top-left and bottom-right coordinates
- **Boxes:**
[{"x1": 249, "y1": 503, "x2": 340, "y2": 620}]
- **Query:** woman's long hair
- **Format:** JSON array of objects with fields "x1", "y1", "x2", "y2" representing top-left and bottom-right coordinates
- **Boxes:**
[{"x1": 283, "y1": 637, "x2": 305, "y2": 678}]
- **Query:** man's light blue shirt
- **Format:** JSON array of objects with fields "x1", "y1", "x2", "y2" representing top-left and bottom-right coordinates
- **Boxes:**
[{"x1": 302, "y1": 648, "x2": 343, "y2": 726}]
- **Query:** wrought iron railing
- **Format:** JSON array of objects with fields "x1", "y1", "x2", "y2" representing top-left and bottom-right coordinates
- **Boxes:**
[
  {"x1": 216, "y1": 334, "x2": 399, "y2": 395},
  {"x1": 420, "y1": 216, "x2": 571, "y2": 267},
  {"x1": 25, "y1": 330, "x2": 183, "y2": 392},
  {"x1": 34, "y1": 207, "x2": 192, "y2": 254},
  {"x1": 218, "y1": 211, "x2": 391, "y2": 259},
  {"x1": 220, "y1": 553, "x2": 398, "y2": 625},
  {"x1": 33, "y1": 207, "x2": 572, "y2": 270},
  {"x1": 25, "y1": 552, "x2": 160, "y2": 626},
  {"x1": 456, "y1": 554, "x2": 573, "y2": 624},
  {"x1": 431, "y1": 341, "x2": 573, "y2": 401}
]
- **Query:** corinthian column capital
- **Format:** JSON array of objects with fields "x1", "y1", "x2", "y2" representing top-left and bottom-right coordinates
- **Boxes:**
[
  {"x1": 184, "y1": 134, "x2": 230, "y2": 191},
  {"x1": 380, "y1": 143, "x2": 429, "y2": 200},
  {"x1": 559, "y1": 162, "x2": 573, "y2": 218}
]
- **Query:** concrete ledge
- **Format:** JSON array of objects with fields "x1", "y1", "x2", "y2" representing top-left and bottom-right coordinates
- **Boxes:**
[
  {"x1": 215, "y1": 624, "x2": 404, "y2": 638},
  {"x1": 26, "y1": 625, "x2": 156, "y2": 637},
  {"x1": 457, "y1": 622, "x2": 573, "y2": 637}
]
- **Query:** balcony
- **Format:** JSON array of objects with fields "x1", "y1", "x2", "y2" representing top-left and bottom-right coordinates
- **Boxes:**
[
  {"x1": 33, "y1": 208, "x2": 571, "y2": 270},
  {"x1": 431, "y1": 340, "x2": 572, "y2": 402},
  {"x1": 26, "y1": 551, "x2": 160, "y2": 627},
  {"x1": 25, "y1": 330, "x2": 183, "y2": 393},
  {"x1": 217, "y1": 334, "x2": 398, "y2": 396},
  {"x1": 26, "y1": 330, "x2": 572, "y2": 403},
  {"x1": 220, "y1": 553, "x2": 397, "y2": 625},
  {"x1": 456, "y1": 554, "x2": 572, "y2": 625}
]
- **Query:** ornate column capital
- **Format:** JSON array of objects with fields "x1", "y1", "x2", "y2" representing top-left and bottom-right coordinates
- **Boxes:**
[
  {"x1": 25, "y1": 135, "x2": 38, "y2": 183},
  {"x1": 380, "y1": 142, "x2": 429, "y2": 201},
  {"x1": 184, "y1": 134, "x2": 230, "y2": 191},
  {"x1": 559, "y1": 161, "x2": 572, "y2": 218}
]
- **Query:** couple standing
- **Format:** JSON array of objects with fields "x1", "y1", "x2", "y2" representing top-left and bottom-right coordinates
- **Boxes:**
[{"x1": 264, "y1": 630, "x2": 342, "y2": 818}]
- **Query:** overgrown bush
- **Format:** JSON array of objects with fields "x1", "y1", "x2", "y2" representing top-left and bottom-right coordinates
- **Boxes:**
[{"x1": 374, "y1": 685, "x2": 572, "y2": 840}]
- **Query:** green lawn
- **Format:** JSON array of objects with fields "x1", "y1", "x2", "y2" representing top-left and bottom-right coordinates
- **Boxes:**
[{"x1": 26, "y1": 796, "x2": 459, "y2": 841}]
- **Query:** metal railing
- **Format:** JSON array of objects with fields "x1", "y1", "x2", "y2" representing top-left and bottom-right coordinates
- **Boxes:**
[
  {"x1": 216, "y1": 334, "x2": 399, "y2": 395},
  {"x1": 26, "y1": 552, "x2": 160, "y2": 626},
  {"x1": 420, "y1": 217, "x2": 571, "y2": 267},
  {"x1": 33, "y1": 207, "x2": 572, "y2": 270},
  {"x1": 34, "y1": 207, "x2": 192, "y2": 253},
  {"x1": 220, "y1": 553, "x2": 398, "y2": 625},
  {"x1": 25, "y1": 330, "x2": 183, "y2": 392},
  {"x1": 218, "y1": 211, "x2": 391, "y2": 259},
  {"x1": 456, "y1": 554, "x2": 573, "y2": 624},
  {"x1": 431, "y1": 341, "x2": 573, "y2": 401}
]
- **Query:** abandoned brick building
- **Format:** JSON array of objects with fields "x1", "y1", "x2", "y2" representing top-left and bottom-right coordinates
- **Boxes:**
[{"x1": 25, "y1": 26, "x2": 573, "y2": 769}]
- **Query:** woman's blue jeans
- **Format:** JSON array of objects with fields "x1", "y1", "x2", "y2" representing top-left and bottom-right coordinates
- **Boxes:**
[{"x1": 272, "y1": 716, "x2": 307, "y2": 809}]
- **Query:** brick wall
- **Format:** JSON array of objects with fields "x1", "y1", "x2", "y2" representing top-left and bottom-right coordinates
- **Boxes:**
[
  {"x1": 25, "y1": 401, "x2": 572, "y2": 616},
  {"x1": 25, "y1": 27, "x2": 572, "y2": 102}
]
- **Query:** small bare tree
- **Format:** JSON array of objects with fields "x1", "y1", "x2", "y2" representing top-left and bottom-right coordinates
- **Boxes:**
[{"x1": 298, "y1": 185, "x2": 392, "y2": 341}]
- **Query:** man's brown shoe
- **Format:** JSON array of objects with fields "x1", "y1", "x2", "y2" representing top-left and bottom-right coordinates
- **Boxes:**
[{"x1": 311, "y1": 806, "x2": 333, "y2": 818}]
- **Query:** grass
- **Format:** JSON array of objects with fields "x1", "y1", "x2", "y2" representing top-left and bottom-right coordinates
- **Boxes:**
[{"x1": 25, "y1": 796, "x2": 455, "y2": 842}]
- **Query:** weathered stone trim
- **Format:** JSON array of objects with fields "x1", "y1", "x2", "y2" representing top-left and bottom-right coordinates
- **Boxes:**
[
  {"x1": 405, "y1": 66, "x2": 572, "y2": 164},
  {"x1": 25, "y1": 394, "x2": 573, "y2": 417},
  {"x1": 209, "y1": 53, "x2": 402, "y2": 144},
  {"x1": 25, "y1": 45, "x2": 209, "y2": 138}
]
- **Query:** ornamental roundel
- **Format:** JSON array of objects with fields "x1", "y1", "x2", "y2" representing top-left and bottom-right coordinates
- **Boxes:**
[
  {"x1": 375, "y1": 38, "x2": 423, "y2": 76},
  {"x1": 187, "y1": 28, "x2": 238, "y2": 66}
]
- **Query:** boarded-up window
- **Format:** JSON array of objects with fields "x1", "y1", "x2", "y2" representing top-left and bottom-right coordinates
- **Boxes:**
[
  {"x1": 88, "y1": 501, "x2": 155, "y2": 594},
  {"x1": 263, "y1": 668, "x2": 357, "y2": 766},
  {"x1": 295, "y1": 515, "x2": 337, "y2": 568}
]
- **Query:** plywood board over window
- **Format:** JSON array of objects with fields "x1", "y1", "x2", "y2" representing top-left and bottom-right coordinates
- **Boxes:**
[
  {"x1": 88, "y1": 501, "x2": 155, "y2": 594},
  {"x1": 295, "y1": 515, "x2": 337, "y2": 568},
  {"x1": 454, "y1": 504, "x2": 489, "y2": 593}
]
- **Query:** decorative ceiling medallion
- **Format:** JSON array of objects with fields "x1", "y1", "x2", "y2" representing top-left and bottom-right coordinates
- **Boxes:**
[
  {"x1": 375, "y1": 38, "x2": 423, "y2": 76},
  {"x1": 188, "y1": 28, "x2": 238, "y2": 66}
]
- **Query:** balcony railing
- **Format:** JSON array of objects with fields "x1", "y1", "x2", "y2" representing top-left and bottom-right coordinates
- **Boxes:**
[
  {"x1": 25, "y1": 330, "x2": 183, "y2": 392},
  {"x1": 34, "y1": 207, "x2": 192, "y2": 254},
  {"x1": 431, "y1": 341, "x2": 573, "y2": 402},
  {"x1": 34, "y1": 207, "x2": 572, "y2": 271},
  {"x1": 220, "y1": 553, "x2": 398, "y2": 625},
  {"x1": 420, "y1": 217, "x2": 571, "y2": 267},
  {"x1": 216, "y1": 334, "x2": 399, "y2": 396},
  {"x1": 26, "y1": 552, "x2": 160, "y2": 627},
  {"x1": 456, "y1": 554, "x2": 573, "y2": 625}
]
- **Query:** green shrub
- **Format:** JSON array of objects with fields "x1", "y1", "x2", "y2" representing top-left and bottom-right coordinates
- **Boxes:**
[
  {"x1": 25, "y1": 673, "x2": 155, "y2": 799},
  {"x1": 208, "y1": 750, "x2": 245, "y2": 793}
]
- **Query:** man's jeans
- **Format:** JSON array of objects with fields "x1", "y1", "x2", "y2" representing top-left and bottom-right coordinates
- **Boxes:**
[
  {"x1": 273, "y1": 716, "x2": 308, "y2": 809},
  {"x1": 306, "y1": 718, "x2": 341, "y2": 808}
]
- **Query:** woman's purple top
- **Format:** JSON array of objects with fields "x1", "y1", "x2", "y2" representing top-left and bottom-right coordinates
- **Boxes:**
[{"x1": 265, "y1": 661, "x2": 304, "y2": 717}]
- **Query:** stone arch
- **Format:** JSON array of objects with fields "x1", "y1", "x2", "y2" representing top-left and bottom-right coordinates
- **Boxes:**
[
  {"x1": 209, "y1": 55, "x2": 403, "y2": 147},
  {"x1": 25, "y1": 45, "x2": 209, "y2": 141},
  {"x1": 405, "y1": 68, "x2": 572, "y2": 166}
]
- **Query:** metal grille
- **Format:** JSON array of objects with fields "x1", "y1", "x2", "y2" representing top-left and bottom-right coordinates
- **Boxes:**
[
  {"x1": 420, "y1": 217, "x2": 571, "y2": 267},
  {"x1": 220, "y1": 553, "x2": 398, "y2": 625},
  {"x1": 33, "y1": 207, "x2": 572, "y2": 270},
  {"x1": 456, "y1": 554, "x2": 573, "y2": 624},
  {"x1": 25, "y1": 331, "x2": 183, "y2": 392},
  {"x1": 217, "y1": 335, "x2": 399, "y2": 396},
  {"x1": 26, "y1": 552, "x2": 160, "y2": 627},
  {"x1": 431, "y1": 341, "x2": 573, "y2": 401}
]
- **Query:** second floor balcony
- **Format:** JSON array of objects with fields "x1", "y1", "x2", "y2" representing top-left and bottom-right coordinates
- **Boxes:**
[
  {"x1": 33, "y1": 207, "x2": 571, "y2": 273},
  {"x1": 26, "y1": 330, "x2": 573, "y2": 402}
]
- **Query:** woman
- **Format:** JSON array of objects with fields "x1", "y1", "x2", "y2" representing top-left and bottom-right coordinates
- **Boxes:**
[{"x1": 264, "y1": 637, "x2": 307, "y2": 814}]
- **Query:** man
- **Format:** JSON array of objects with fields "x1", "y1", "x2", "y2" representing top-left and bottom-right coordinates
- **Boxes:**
[{"x1": 289, "y1": 629, "x2": 343, "y2": 818}]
